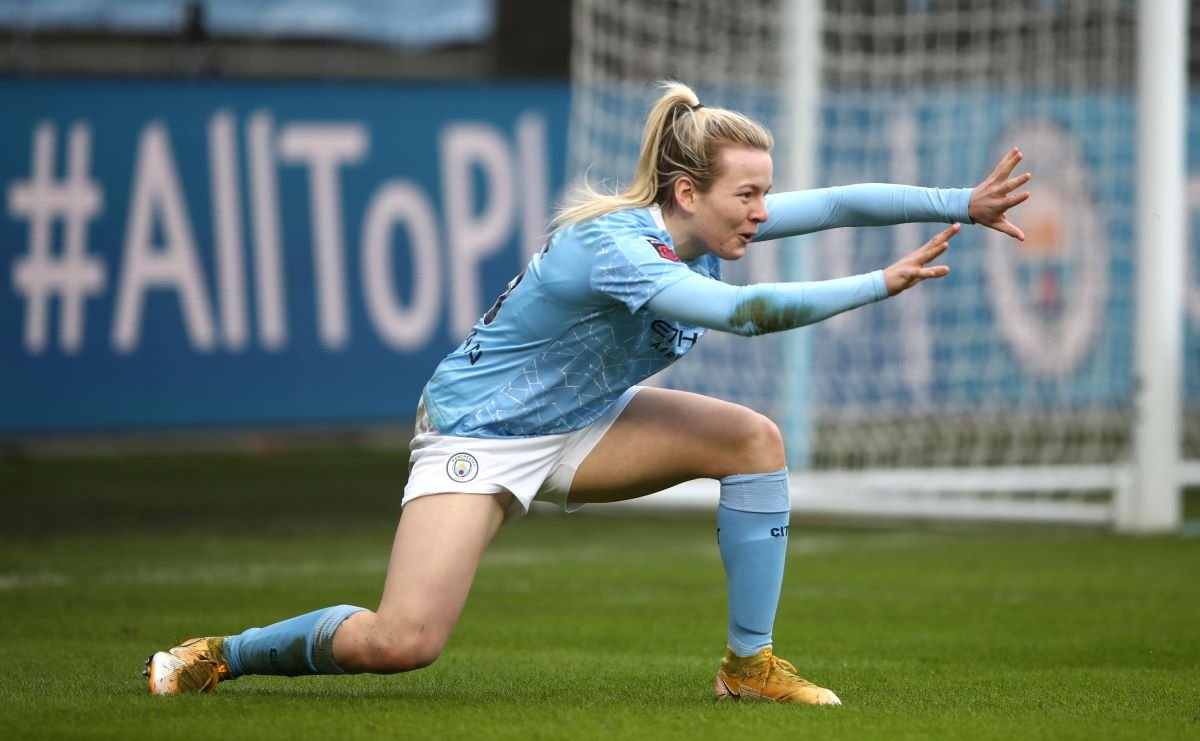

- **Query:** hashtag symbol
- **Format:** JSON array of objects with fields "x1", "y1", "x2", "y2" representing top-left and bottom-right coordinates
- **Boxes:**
[{"x1": 7, "y1": 121, "x2": 106, "y2": 354}]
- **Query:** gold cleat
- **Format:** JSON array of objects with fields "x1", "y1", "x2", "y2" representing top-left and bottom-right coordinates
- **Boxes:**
[
  {"x1": 144, "y1": 637, "x2": 232, "y2": 695},
  {"x1": 714, "y1": 646, "x2": 841, "y2": 705}
]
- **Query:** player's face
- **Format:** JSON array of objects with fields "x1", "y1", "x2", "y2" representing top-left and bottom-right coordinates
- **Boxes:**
[{"x1": 691, "y1": 146, "x2": 772, "y2": 261}]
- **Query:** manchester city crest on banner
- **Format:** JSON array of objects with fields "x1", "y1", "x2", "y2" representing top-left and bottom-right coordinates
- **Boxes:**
[
  {"x1": 447, "y1": 452, "x2": 479, "y2": 482},
  {"x1": 984, "y1": 118, "x2": 1107, "y2": 379}
]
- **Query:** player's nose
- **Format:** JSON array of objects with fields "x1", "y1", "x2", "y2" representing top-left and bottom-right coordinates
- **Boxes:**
[{"x1": 749, "y1": 197, "x2": 768, "y2": 223}]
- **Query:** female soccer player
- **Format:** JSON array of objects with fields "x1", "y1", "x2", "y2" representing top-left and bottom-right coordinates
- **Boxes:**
[{"x1": 147, "y1": 81, "x2": 1030, "y2": 704}]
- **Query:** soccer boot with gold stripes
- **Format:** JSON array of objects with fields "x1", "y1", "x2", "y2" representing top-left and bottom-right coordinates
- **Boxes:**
[
  {"x1": 714, "y1": 646, "x2": 841, "y2": 705},
  {"x1": 144, "y1": 637, "x2": 232, "y2": 695}
]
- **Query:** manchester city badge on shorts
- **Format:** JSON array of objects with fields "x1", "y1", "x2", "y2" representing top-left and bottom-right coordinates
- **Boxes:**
[{"x1": 446, "y1": 452, "x2": 480, "y2": 482}]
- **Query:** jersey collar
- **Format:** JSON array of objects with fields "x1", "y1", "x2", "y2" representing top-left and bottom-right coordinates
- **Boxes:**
[{"x1": 648, "y1": 204, "x2": 668, "y2": 233}]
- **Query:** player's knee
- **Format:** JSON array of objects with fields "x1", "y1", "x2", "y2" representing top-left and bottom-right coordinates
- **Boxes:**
[
  {"x1": 369, "y1": 631, "x2": 444, "y2": 673},
  {"x1": 735, "y1": 412, "x2": 786, "y2": 473}
]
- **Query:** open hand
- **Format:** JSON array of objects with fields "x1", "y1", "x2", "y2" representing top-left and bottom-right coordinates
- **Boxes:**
[
  {"x1": 968, "y1": 147, "x2": 1031, "y2": 241},
  {"x1": 884, "y1": 223, "x2": 959, "y2": 296}
]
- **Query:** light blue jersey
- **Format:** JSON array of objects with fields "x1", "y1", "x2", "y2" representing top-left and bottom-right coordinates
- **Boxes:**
[{"x1": 422, "y1": 185, "x2": 971, "y2": 438}]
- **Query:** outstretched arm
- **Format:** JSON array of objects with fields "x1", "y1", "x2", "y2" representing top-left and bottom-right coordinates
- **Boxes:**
[
  {"x1": 755, "y1": 185, "x2": 969, "y2": 242},
  {"x1": 754, "y1": 148, "x2": 1030, "y2": 242},
  {"x1": 648, "y1": 224, "x2": 960, "y2": 336}
]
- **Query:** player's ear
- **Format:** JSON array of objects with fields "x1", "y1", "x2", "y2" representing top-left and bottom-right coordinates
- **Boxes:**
[{"x1": 673, "y1": 176, "x2": 698, "y2": 214}]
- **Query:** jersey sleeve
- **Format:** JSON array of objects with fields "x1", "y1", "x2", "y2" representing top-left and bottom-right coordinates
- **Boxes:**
[
  {"x1": 755, "y1": 185, "x2": 972, "y2": 242},
  {"x1": 589, "y1": 229, "x2": 695, "y2": 313},
  {"x1": 645, "y1": 269, "x2": 888, "y2": 336}
]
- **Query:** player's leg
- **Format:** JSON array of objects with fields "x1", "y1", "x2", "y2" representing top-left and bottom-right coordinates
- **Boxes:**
[
  {"x1": 568, "y1": 387, "x2": 785, "y2": 502},
  {"x1": 569, "y1": 388, "x2": 791, "y2": 659},
  {"x1": 331, "y1": 491, "x2": 509, "y2": 672},
  {"x1": 569, "y1": 387, "x2": 840, "y2": 705},
  {"x1": 146, "y1": 491, "x2": 507, "y2": 693}
]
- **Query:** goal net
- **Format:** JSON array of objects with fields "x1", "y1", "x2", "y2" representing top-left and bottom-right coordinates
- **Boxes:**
[{"x1": 568, "y1": 0, "x2": 1195, "y2": 525}]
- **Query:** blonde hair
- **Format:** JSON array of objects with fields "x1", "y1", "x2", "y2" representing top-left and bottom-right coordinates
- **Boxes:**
[{"x1": 551, "y1": 81, "x2": 774, "y2": 231}]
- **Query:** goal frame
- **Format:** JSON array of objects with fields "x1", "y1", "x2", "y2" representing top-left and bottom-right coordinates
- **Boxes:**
[
  {"x1": 568, "y1": 0, "x2": 1191, "y2": 531},
  {"x1": 779, "y1": 0, "x2": 1189, "y2": 532}
]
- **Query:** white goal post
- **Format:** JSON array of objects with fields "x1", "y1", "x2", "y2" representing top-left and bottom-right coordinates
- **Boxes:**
[{"x1": 568, "y1": 0, "x2": 1192, "y2": 531}]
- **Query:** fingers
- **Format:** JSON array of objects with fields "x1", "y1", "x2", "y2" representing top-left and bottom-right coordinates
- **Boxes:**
[
  {"x1": 993, "y1": 220, "x2": 1026, "y2": 241},
  {"x1": 1004, "y1": 172, "x2": 1033, "y2": 193},
  {"x1": 886, "y1": 225, "x2": 957, "y2": 295},
  {"x1": 991, "y1": 146, "x2": 1023, "y2": 180},
  {"x1": 896, "y1": 263, "x2": 951, "y2": 292},
  {"x1": 931, "y1": 218, "x2": 960, "y2": 243},
  {"x1": 913, "y1": 222, "x2": 958, "y2": 265},
  {"x1": 1007, "y1": 189, "x2": 1031, "y2": 207}
]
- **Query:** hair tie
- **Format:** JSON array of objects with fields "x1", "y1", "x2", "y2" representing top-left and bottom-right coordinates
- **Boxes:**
[{"x1": 690, "y1": 103, "x2": 704, "y2": 111}]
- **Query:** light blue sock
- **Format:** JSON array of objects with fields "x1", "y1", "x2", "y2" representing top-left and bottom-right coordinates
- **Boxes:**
[
  {"x1": 718, "y1": 469, "x2": 790, "y2": 657},
  {"x1": 221, "y1": 604, "x2": 366, "y2": 677}
]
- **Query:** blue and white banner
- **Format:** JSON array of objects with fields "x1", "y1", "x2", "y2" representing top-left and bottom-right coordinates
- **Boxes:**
[
  {"x1": 1, "y1": 78, "x2": 567, "y2": 432},
  {"x1": 1, "y1": 78, "x2": 1198, "y2": 434}
]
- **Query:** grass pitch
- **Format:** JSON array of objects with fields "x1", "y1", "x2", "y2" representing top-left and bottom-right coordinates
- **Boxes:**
[{"x1": 2, "y1": 451, "x2": 1199, "y2": 740}]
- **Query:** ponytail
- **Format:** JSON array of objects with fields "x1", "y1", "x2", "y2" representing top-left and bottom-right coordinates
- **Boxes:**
[{"x1": 552, "y1": 81, "x2": 773, "y2": 231}]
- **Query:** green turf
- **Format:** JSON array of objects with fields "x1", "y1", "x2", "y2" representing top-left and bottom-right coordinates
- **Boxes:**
[{"x1": 2, "y1": 452, "x2": 1199, "y2": 739}]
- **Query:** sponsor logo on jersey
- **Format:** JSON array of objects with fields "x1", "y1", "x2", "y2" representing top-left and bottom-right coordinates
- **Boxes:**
[
  {"x1": 649, "y1": 319, "x2": 702, "y2": 361},
  {"x1": 644, "y1": 236, "x2": 680, "y2": 262},
  {"x1": 447, "y1": 452, "x2": 480, "y2": 482}
]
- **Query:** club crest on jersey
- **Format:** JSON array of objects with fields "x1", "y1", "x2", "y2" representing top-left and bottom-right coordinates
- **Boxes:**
[
  {"x1": 644, "y1": 237, "x2": 680, "y2": 263},
  {"x1": 447, "y1": 452, "x2": 479, "y2": 482}
]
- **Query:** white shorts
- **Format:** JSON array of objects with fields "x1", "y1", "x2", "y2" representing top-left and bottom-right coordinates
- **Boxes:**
[{"x1": 403, "y1": 387, "x2": 643, "y2": 522}]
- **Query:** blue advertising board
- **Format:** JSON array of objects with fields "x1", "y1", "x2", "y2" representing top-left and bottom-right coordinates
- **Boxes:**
[
  {"x1": 0, "y1": 78, "x2": 567, "y2": 432},
  {"x1": 1, "y1": 78, "x2": 1197, "y2": 434}
]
